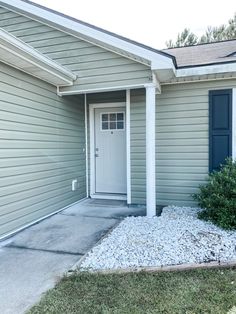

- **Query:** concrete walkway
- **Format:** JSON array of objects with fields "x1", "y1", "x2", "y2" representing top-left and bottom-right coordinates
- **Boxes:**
[{"x1": 0, "y1": 199, "x2": 145, "y2": 314}]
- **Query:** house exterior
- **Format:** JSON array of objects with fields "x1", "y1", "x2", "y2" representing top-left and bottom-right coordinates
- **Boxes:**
[{"x1": 0, "y1": 0, "x2": 235, "y2": 239}]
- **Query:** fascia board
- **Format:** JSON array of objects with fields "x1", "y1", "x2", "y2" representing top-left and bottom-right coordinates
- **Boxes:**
[{"x1": 176, "y1": 63, "x2": 236, "y2": 77}]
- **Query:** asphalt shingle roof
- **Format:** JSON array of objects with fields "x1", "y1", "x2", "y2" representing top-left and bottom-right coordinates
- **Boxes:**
[{"x1": 162, "y1": 39, "x2": 236, "y2": 68}]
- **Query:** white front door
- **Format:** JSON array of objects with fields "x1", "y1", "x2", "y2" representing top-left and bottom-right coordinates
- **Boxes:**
[{"x1": 94, "y1": 107, "x2": 126, "y2": 194}]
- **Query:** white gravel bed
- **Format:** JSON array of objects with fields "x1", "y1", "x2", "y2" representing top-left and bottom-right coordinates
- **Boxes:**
[{"x1": 80, "y1": 206, "x2": 236, "y2": 271}]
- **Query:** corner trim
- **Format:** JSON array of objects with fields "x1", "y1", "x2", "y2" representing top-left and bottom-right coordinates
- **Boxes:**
[{"x1": 84, "y1": 94, "x2": 89, "y2": 198}]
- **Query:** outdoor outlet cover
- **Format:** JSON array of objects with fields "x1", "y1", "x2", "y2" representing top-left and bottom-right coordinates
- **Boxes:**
[{"x1": 72, "y1": 179, "x2": 77, "y2": 191}]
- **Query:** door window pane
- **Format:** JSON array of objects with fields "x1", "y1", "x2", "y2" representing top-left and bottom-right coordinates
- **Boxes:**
[
  {"x1": 117, "y1": 113, "x2": 124, "y2": 121},
  {"x1": 117, "y1": 122, "x2": 124, "y2": 129},
  {"x1": 102, "y1": 114, "x2": 108, "y2": 122},
  {"x1": 101, "y1": 112, "x2": 125, "y2": 130},
  {"x1": 102, "y1": 122, "x2": 109, "y2": 130},
  {"x1": 110, "y1": 122, "x2": 116, "y2": 129},
  {"x1": 110, "y1": 113, "x2": 116, "y2": 121}
]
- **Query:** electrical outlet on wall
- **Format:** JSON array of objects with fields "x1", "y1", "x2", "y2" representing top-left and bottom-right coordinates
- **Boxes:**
[{"x1": 72, "y1": 179, "x2": 78, "y2": 191}]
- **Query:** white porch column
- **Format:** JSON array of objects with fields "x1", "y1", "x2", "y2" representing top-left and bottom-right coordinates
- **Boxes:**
[
  {"x1": 126, "y1": 89, "x2": 131, "y2": 204},
  {"x1": 145, "y1": 83, "x2": 156, "y2": 217}
]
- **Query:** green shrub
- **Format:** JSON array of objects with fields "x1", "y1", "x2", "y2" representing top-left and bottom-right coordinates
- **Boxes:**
[{"x1": 193, "y1": 158, "x2": 236, "y2": 230}]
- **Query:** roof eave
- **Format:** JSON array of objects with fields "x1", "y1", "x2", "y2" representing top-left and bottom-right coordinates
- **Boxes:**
[
  {"x1": 176, "y1": 62, "x2": 236, "y2": 78},
  {"x1": 0, "y1": 28, "x2": 76, "y2": 86}
]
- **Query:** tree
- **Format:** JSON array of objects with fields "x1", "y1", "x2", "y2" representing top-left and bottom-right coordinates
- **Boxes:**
[
  {"x1": 166, "y1": 13, "x2": 236, "y2": 48},
  {"x1": 166, "y1": 28, "x2": 198, "y2": 48},
  {"x1": 199, "y1": 25, "x2": 227, "y2": 44},
  {"x1": 226, "y1": 13, "x2": 236, "y2": 39}
]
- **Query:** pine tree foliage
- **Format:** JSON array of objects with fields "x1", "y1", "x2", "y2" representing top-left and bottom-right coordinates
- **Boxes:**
[
  {"x1": 165, "y1": 28, "x2": 198, "y2": 48},
  {"x1": 166, "y1": 13, "x2": 236, "y2": 48}
]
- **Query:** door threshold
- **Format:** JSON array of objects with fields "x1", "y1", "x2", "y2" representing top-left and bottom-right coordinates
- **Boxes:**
[{"x1": 91, "y1": 193, "x2": 127, "y2": 201}]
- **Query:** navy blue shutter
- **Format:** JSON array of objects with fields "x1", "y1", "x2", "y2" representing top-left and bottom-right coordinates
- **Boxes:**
[{"x1": 209, "y1": 89, "x2": 232, "y2": 172}]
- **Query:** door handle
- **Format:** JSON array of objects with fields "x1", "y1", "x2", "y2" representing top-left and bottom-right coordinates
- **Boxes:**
[{"x1": 95, "y1": 153, "x2": 99, "y2": 157}]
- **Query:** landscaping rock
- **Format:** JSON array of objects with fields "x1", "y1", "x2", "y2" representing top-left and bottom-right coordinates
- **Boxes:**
[{"x1": 80, "y1": 206, "x2": 236, "y2": 271}]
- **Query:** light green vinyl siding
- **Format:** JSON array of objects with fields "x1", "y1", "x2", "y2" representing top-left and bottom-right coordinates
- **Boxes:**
[
  {"x1": 0, "y1": 7, "x2": 152, "y2": 93},
  {"x1": 130, "y1": 80, "x2": 236, "y2": 206},
  {"x1": 156, "y1": 80, "x2": 236, "y2": 206},
  {"x1": 0, "y1": 62, "x2": 86, "y2": 238},
  {"x1": 1, "y1": 8, "x2": 236, "y2": 208},
  {"x1": 130, "y1": 89, "x2": 146, "y2": 204}
]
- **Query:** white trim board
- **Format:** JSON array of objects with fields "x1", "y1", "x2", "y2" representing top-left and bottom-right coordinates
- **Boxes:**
[
  {"x1": 162, "y1": 76, "x2": 236, "y2": 86},
  {"x1": 58, "y1": 83, "x2": 147, "y2": 96},
  {"x1": 89, "y1": 102, "x2": 130, "y2": 202},
  {"x1": 176, "y1": 63, "x2": 236, "y2": 78},
  {"x1": 90, "y1": 194, "x2": 127, "y2": 201}
]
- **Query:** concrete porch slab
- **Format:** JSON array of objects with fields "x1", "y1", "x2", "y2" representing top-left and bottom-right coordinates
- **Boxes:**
[
  {"x1": 8, "y1": 214, "x2": 118, "y2": 255},
  {"x1": 63, "y1": 198, "x2": 146, "y2": 219},
  {"x1": 0, "y1": 247, "x2": 79, "y2": 314},
  {"x1": 0, "y1": 197, "x2": 140, "y2": 314}
]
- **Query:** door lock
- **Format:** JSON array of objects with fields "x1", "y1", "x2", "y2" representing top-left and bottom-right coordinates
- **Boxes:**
[{"x1": 95, "y1": 153, "x2": 99, "y2": 157}]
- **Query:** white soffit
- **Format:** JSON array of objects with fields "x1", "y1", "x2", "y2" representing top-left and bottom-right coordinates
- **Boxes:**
[
  {"x1": 0, "y1": 28, "x2": 76, "y2": 86},
  {"x1": 0, "y1": 0, "x2": 175, "y2": 72}
]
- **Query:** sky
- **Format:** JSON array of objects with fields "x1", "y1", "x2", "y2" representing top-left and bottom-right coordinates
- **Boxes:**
[{"x1": 31, "y1": 0, "x2": 235, "y2": 49}]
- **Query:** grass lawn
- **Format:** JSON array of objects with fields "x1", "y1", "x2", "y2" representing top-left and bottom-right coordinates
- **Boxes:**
[{"x1": 28, "y1": 268, "x2": 236, "y2": 314}]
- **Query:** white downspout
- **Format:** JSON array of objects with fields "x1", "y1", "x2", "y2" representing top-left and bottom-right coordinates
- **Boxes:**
[{"x1": 145, "y1": 83, "x2": 156, "y2": 217}]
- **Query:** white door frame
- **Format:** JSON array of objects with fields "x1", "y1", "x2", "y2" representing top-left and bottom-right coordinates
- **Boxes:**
[{"x1": 89, "y1": 98, "x2": 131, "y2": 202}]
